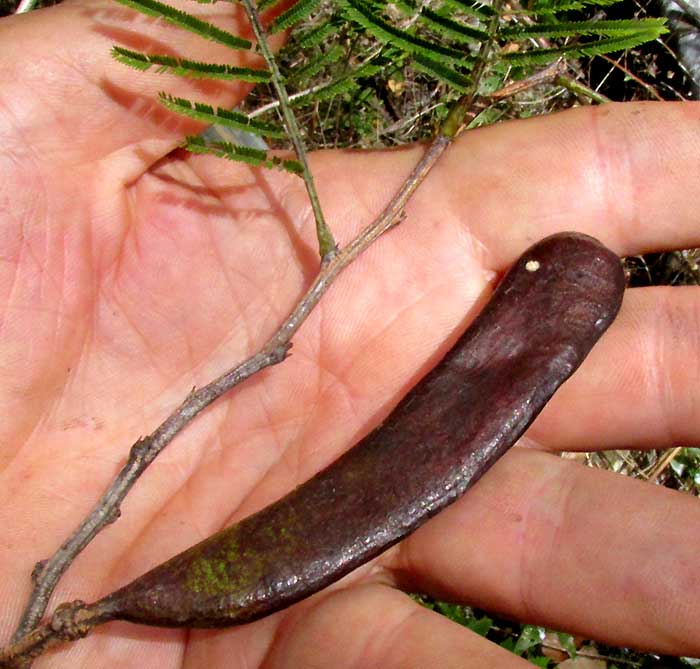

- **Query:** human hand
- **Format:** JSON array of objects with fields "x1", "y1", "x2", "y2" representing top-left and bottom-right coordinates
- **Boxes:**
[{"x1": 1, "y1": 2, "x2": 699, "y2": 667}]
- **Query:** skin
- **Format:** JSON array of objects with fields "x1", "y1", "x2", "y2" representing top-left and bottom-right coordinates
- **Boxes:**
[{"x1": 0, "y1": 1, "x2": 699, "y2": 667}]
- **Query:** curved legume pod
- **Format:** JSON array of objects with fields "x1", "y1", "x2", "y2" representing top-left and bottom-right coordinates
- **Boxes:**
[{"x1": 96, "y1": 231, "x2": 625, "y2": 628}]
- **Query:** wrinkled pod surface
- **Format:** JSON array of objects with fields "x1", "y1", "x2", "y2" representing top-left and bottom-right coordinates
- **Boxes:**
[{"x1": 96, "y1": 232, "x2": 625, "y2": 628}]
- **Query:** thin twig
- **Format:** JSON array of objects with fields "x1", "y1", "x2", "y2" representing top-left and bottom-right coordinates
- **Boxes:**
[
  {"x1": 652, "y1": 37, "x2": 692, "y2": 101},
  {"x1": 241, "y1": 0, "x2": 337, "y2": 260},
  {"x1": 599, "y1": 52, "x2": 665, "y2": 101},
  {"x1": 1, "y1": 601, "x2": 113, "y2": 669},
  {"x1": 489, "y1": 59, "x2": 569, "y2": 99},
  {"x1": 539, "y1": 642, "x2": 644, "y2": 667},
  {"x1": 250, "y1": 82, "x2": 333, "y2": 117},
  {"x1": 7, "y1": 132, "x2": 453, "y2": 652},
  {"x1": 645, "y1": 447, "x2": 683, "y2": 482}
]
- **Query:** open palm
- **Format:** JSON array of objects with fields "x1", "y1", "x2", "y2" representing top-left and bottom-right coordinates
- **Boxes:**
[{"x1": 1, "y1": 2, "x2": 699, "y2": 667}]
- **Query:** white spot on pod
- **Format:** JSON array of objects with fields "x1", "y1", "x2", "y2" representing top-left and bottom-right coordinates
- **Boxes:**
[{"x1": 525, "y1": 260, "x2": 541, "y2": 272}]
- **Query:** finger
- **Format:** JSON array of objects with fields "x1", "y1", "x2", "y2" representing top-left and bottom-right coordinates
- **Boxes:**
[
  {"x1": 0, "y1": 0, "x2": 283, "y2": 165},
  {"x1": 390, "y1": 448, "x2": 700, "y2": 657},
  {"x1": 530, "y1": 285, "x2": 700, "y2": 451},
  {"x1": 436, "y1": 101, "x2": 700, "y2": 264},
  {"x1": 256, "y1": 584, "x2": 531, "y2": 669}
]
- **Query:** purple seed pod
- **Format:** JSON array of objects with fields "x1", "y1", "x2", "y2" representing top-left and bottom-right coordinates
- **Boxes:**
[{"x1": 96, "y1": 231, "x2": 625, "y2": 628}]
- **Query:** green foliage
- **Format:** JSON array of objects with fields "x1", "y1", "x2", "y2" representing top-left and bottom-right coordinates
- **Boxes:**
[
  {"x1": 285, "y1": 43, "x2": 345, "y2": 83},
  {"x1": 109, "y1": 0, "x2": 667, "y2": 156},
  {"x1": 270, "y1": 0, "x2": 323, "y2": 33},
  {"x1": 441, "y1": 0, "x2": 497, "y2": 19},
  {"x1": 185, "y1": 136, "x2": 303, "y2": 174},
  {"x1": 159, "y1": 94, "x2": 287, "y2": 139},
  {"x1": 467, "y1": 614, "x2": 494, "y2": 637},
  {"x1": 413, "y1": 53, "x2": 472, "y2": 91},
  {"x1": 557, "y1": 631, "x2": 578, "y2": 658},
  {"x1": 295, "y1": 17, "x2": 342, "y2": 47},
  {"x1": 112, "y1": 0, "x2": 251, "y2": 49},
  {"x1": 257, "y1": 0, "x2": 284, "y2": 11},
  {"x1": 503, "y1": 28, "x2": 667, "y2": 66},
  {"x1": 111, "y1": 47, "x2": 270, "y2": 82},
  {"x1": 513, "y1": 625, "x2": 546, "y2": 656},
  {"x1": 670, "y1": 448, "x2": 700, "y2": 492},
  {"x1": 500, "y1": 17, "x2": 666, "y2": 39},
  {"x1": 413, "y1": 598, "x2": 558, "y2": 666},
  {"x1": 413, "y1": 594, "x2": 700, "y2": 667},
  {"x1": 339, "y1": 0, "x2": 475, "y2": 67},
  {"x1": 419, "y1": 8, "x2": 489, "y2": 43},
  {"x1": 531, "y1": 0, "x2": 624, "y2": 13},
  {"x1": 434, "y1": 601, "x2": 473, "y2": 626}
]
